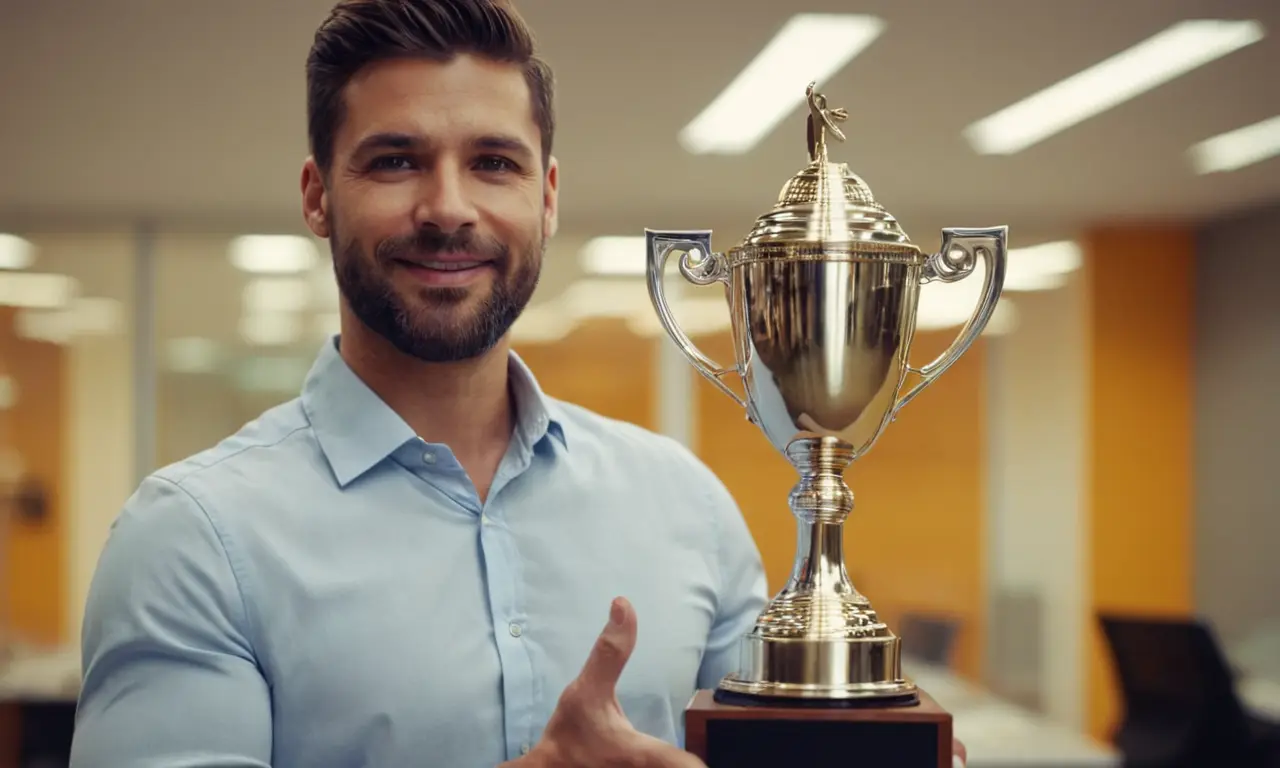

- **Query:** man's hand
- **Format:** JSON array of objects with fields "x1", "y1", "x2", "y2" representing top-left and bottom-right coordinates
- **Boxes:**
[{"x1": 511, "y1": 597, "x2": 705, "y2": 768}]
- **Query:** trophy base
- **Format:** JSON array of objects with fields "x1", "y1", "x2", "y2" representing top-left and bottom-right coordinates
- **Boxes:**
[
  {"x1": 685, "y1": 688, "x2": 952, "y2": 768},
  {"x1": 712, "y1": 687, "x2": 919, "y2": 709},
  {"x1": 717, "y1": 633, "x2": 917, "y2": 702}
]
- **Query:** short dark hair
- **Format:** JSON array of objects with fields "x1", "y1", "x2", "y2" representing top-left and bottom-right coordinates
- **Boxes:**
[{"x1": 306, "y1": 0, "x2": 555, "y2": 174}]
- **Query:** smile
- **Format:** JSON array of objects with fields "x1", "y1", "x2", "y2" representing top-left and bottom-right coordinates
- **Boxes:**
[
  {"x1": 413, "y1": 260, "x2": 486, "y2": 272},
  {"x1": 394, "y1": 258, "x2": 496, "y2": 288}
]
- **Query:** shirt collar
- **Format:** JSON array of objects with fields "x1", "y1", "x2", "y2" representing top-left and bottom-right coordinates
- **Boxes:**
[{"x1": 301, "y1": 336, "x2": 567, "y2": 487}]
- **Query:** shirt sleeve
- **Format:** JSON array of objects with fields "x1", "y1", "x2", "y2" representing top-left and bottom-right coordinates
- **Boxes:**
[
  {"x1": 70, "y1": 475, "x2": 273, "y2": 768},
  {"x1": 696, "y1": 473, "x2": 769, "y2": 691}
]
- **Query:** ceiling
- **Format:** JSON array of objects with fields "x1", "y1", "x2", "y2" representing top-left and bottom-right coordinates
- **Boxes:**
[
  {"x1": 1, "y1": 0, "x2": 1277, "y2": 234},
  {"x1": 0, "y1": 0, "x2": 1276, "y2": 380}
]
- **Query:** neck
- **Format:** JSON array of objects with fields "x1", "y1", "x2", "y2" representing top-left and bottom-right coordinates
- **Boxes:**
[{"x1": 336, "y1": 308, "x2": 516, "y2": 464}]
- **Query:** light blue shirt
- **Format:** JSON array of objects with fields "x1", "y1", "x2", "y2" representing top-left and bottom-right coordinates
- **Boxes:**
[{"x1": 70, "y1": 337, "x2": 768, "y2": 768}]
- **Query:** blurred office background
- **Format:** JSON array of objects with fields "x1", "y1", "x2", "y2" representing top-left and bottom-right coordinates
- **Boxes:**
[{"x1": 2, "y1": 0, "x2": 1279, "y2": 765}]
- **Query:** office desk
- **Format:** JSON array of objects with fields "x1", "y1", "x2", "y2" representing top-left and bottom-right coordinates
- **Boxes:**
[{"x1": 906, "y1": 661, "x2": 1119, "y2": 767}]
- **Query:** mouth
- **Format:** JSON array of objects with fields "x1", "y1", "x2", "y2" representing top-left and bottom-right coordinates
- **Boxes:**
[
  {"x1": 396, "y1": 258, "x2": 490, "y2": 272},
  {"x1": 393, "y1": 256, "x2": 497, "y2": 287}
]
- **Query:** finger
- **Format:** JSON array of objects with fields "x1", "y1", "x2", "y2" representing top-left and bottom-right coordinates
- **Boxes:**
[
  {"x1": 952, "y1": 736, "x2": 967, "y2": 768},
  {"x1": 575, "y1": 597, "x2": 637, "y2": 701}
]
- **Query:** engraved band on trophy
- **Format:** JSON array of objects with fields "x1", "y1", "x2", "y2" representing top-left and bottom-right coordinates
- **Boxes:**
[{"x1": 646, "y1": 82, "x2": 1007, "y2": 707}]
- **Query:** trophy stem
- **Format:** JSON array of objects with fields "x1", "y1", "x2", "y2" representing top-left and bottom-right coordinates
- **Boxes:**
[
  {"x1": 785, "y1": 438, "x2": 857, "y2": 603},
  {"x1": 716, "y1": 436, "x2": 917, "y2": 704},
  {"x1": 789, "y1": 520, "x2": 851, "y2": 596}
]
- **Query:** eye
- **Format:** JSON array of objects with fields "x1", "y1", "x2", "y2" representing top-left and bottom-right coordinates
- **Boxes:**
[
  {"x1": 367, "y1": 155, "x2": 416, "y2": 172},
  {"x1": 474, "y1": 155, "x2": 518, "y2": 174}
]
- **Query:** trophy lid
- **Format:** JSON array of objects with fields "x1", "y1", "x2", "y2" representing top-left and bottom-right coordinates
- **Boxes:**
[{"x1": 739, "y1": 83, "x2": 915, "y2": 252}]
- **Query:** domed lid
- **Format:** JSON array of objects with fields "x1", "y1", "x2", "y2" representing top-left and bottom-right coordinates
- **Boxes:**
[{"x1": 738, "y1": 83, "x2": 915, "y2": 252}]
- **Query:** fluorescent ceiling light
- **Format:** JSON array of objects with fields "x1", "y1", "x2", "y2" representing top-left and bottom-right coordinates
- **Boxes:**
[
  {"x1": 67, "y1": 297, "x2": 125, "y2": 336},
  {"x1": 0, "y1": 234, "x2": 35, "y2": 270},
  {"x1": 626, "y1": 297, "x2": 733, "y2": 339},
  {"x1": 580, "y1": 236, "x2": 646, "y2": 276},
  {"x1": 243, "y1": 277, "x2": 312, "y2": 313},
  {"x1": 679, "y1": 13, "x2": 885, "y2": 155},
  {"x1": 964, "y1": 20, "x2": 1265, "y2": 155},
  {"x1": 917, "y1": 281, "x2": 1019, "y2": 336},
  {"x1": 165, "y1": 337, "x2": 222, "y2": 374},
  {"x1": 1189, "y1": 114, "x2": 1280, "y2": 174},
  {"x1": 14, "y1": 310, "x2": 73, "y2": 344},
  {"x1": 561, "y1": 278, "x2": 651, "y2": 318},
  {"x1": 580, "y1": 236, "x2": 701, "y2": 276},
  {"x1": 310, "y1": 268, "x2": 341, "y2": 309},
  {"x1": 1005, "y1": 240, "x2": 1082, "y2": 291},
  {"x1": 510, "y1": 304, "x2": 575, "y2": 344},
  {"x1": 229, "y1": 235, "x2": 319, "y2": 274},
  {"x1": 314, "y1": 312, "x2": 341, "y2": 340},
  {"x1": 15, "y1": 298, "x2": 126, "y2": 344},
  {"x1": 0, "y1": 272, "x2": 78, "y2": 309},
  {"x1": 234, "y1": 357, "x2": 312, "y2": 394},
  {"x1": 239, "y1": 312, "x2": 302, "y2": 346}
]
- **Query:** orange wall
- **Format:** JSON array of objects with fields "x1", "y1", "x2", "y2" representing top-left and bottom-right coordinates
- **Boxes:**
[
  {"x1": 514, "y1": 319, "x2": 657, "y2": 432},
  {"x1": 1085, "y1": 226, "x2": 1195, "y2": 740},
  {"x1": 0, "y1": 306, "x2": 66, "y2": 646}
]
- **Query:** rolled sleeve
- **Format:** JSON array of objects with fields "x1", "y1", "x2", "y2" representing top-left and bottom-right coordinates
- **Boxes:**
[
  {"x1": 70, "y1": 475, "x2": 272, "y2": 768},
  {"x1": 696, "y1": 474, "x2": 769, "y2": 690}
]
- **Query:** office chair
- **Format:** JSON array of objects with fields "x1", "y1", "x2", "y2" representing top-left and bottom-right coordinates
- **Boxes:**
[{"x1": 1099, "y1": 613, "x2": 1280, "y2": 767}]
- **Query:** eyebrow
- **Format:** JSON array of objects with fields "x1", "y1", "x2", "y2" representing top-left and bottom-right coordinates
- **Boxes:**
[
  {"x1": 472, "y1": 134, "x2": 536, "y2": 163},
  {"x1": 352, "y1": 132, "x2": 424, "y2": 156},
  {"x1": 350, "y1": 131, "x2": 536, "y2": 163}
]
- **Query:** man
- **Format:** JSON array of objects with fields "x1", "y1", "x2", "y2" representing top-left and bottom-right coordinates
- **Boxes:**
[{"x1": 70, "y1": 1, "x2": 966, "y2": 766}]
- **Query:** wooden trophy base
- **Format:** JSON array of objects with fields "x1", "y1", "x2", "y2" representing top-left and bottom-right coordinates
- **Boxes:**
[{"x1": 685, "y1": 688, "x2": 952, "y2": 768}]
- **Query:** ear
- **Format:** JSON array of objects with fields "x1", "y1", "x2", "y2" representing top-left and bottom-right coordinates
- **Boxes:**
[
  {"x1": 301, "y1": 156, "x2": 331, "y2": 239},
  {"x1": 542, "y1": 155, "x2": 560, "y2": 239}
]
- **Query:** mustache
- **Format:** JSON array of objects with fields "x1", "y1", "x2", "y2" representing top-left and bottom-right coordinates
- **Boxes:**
[{"x1": 374, "y1": 228, "x2": 508, "y2": 264}]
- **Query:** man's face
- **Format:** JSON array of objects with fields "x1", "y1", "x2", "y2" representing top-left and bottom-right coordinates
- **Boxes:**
[{"x1": 304, "y1": 54, "x2": 558, "y2": 363}]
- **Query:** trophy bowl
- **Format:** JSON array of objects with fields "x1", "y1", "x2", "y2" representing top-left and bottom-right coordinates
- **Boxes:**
[{"x1": 646, "y1": 83, "x2": 1007, "y2": 705}]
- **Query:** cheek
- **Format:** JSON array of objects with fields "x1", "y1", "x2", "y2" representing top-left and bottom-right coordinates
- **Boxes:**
[
  {"x1": 356, "y1": 180, "x2": 419, "y2": 217},
  {"x1": 336, "y1": 183, "x2": 418, "y2": 247},
  {"x1": 482, "y1": 190, "x2": 546, "y2": 243}
]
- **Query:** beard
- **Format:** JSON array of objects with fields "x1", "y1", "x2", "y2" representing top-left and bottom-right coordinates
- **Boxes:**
[{"x1": 331, "y1": 220, "x2": 543, "y2": 363}]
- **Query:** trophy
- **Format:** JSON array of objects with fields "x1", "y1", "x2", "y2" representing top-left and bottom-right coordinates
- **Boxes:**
[{"x1": 647, "y1": 83, "x2": 1006, "y2": 767}]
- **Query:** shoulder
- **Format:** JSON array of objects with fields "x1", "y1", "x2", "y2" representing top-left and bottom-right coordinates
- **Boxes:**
[
  {"x1": 91, "y1": 397, "x2": 322, "y2": 608},
  {"x1": 147, "y1": 396, "x2": 324, "y2": 508}
]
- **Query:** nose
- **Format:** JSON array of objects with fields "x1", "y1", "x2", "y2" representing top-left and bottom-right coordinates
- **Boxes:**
[{"x1": 412, "y1": 161, "x2": 479, "y2": 233}]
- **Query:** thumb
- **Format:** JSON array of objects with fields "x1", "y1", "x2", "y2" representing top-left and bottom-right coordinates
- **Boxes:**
[{"x1": 575, "y1": 597, "x2": 637, "y2": 701}]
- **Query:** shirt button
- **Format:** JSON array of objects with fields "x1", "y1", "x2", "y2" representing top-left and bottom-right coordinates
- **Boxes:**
[
  {"x1": 521, "y1": 744, "x2": 530, "y2": 755},
  {"x1": 422, "y1": 451, "x2": 436, "y2": 464},
  {"x1": 508, "y1": 623, "x2": 523, "y2": 638}
]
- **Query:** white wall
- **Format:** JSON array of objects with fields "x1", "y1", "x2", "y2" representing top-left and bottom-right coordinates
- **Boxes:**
[
  {"x1": 31, "y1": 233, "x2": 140, "y2": 644},
  {"x1": 985, "y1": 272, "x2": 1089, "y2": 729},
  {"x1": 1194, "y1": 203, "x2": 1280, "y2": 648},
  {"x1": 65, "y1": 335, "x2": 135, "y2": 641}
]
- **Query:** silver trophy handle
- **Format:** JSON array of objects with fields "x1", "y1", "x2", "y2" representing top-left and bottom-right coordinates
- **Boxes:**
[
  {"x1": 644, "y1": 229, "x2": 747, "y2": 409},
  {"x1": 895, "y1": 226, "x2": 1008, "y2": 413}
]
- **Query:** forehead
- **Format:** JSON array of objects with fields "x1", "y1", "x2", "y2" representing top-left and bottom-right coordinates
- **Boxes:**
[{"x1": 337, "y1": 55, "x2": 537, "y2": 151}]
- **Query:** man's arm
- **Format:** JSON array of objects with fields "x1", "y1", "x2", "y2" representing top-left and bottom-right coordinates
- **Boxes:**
[
  {"x1": 696, "y1": 477, "x2": 769, "y2": 691},
  {"x1": 70, "y1": 476, "x2": 272, "y2": 767}
]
